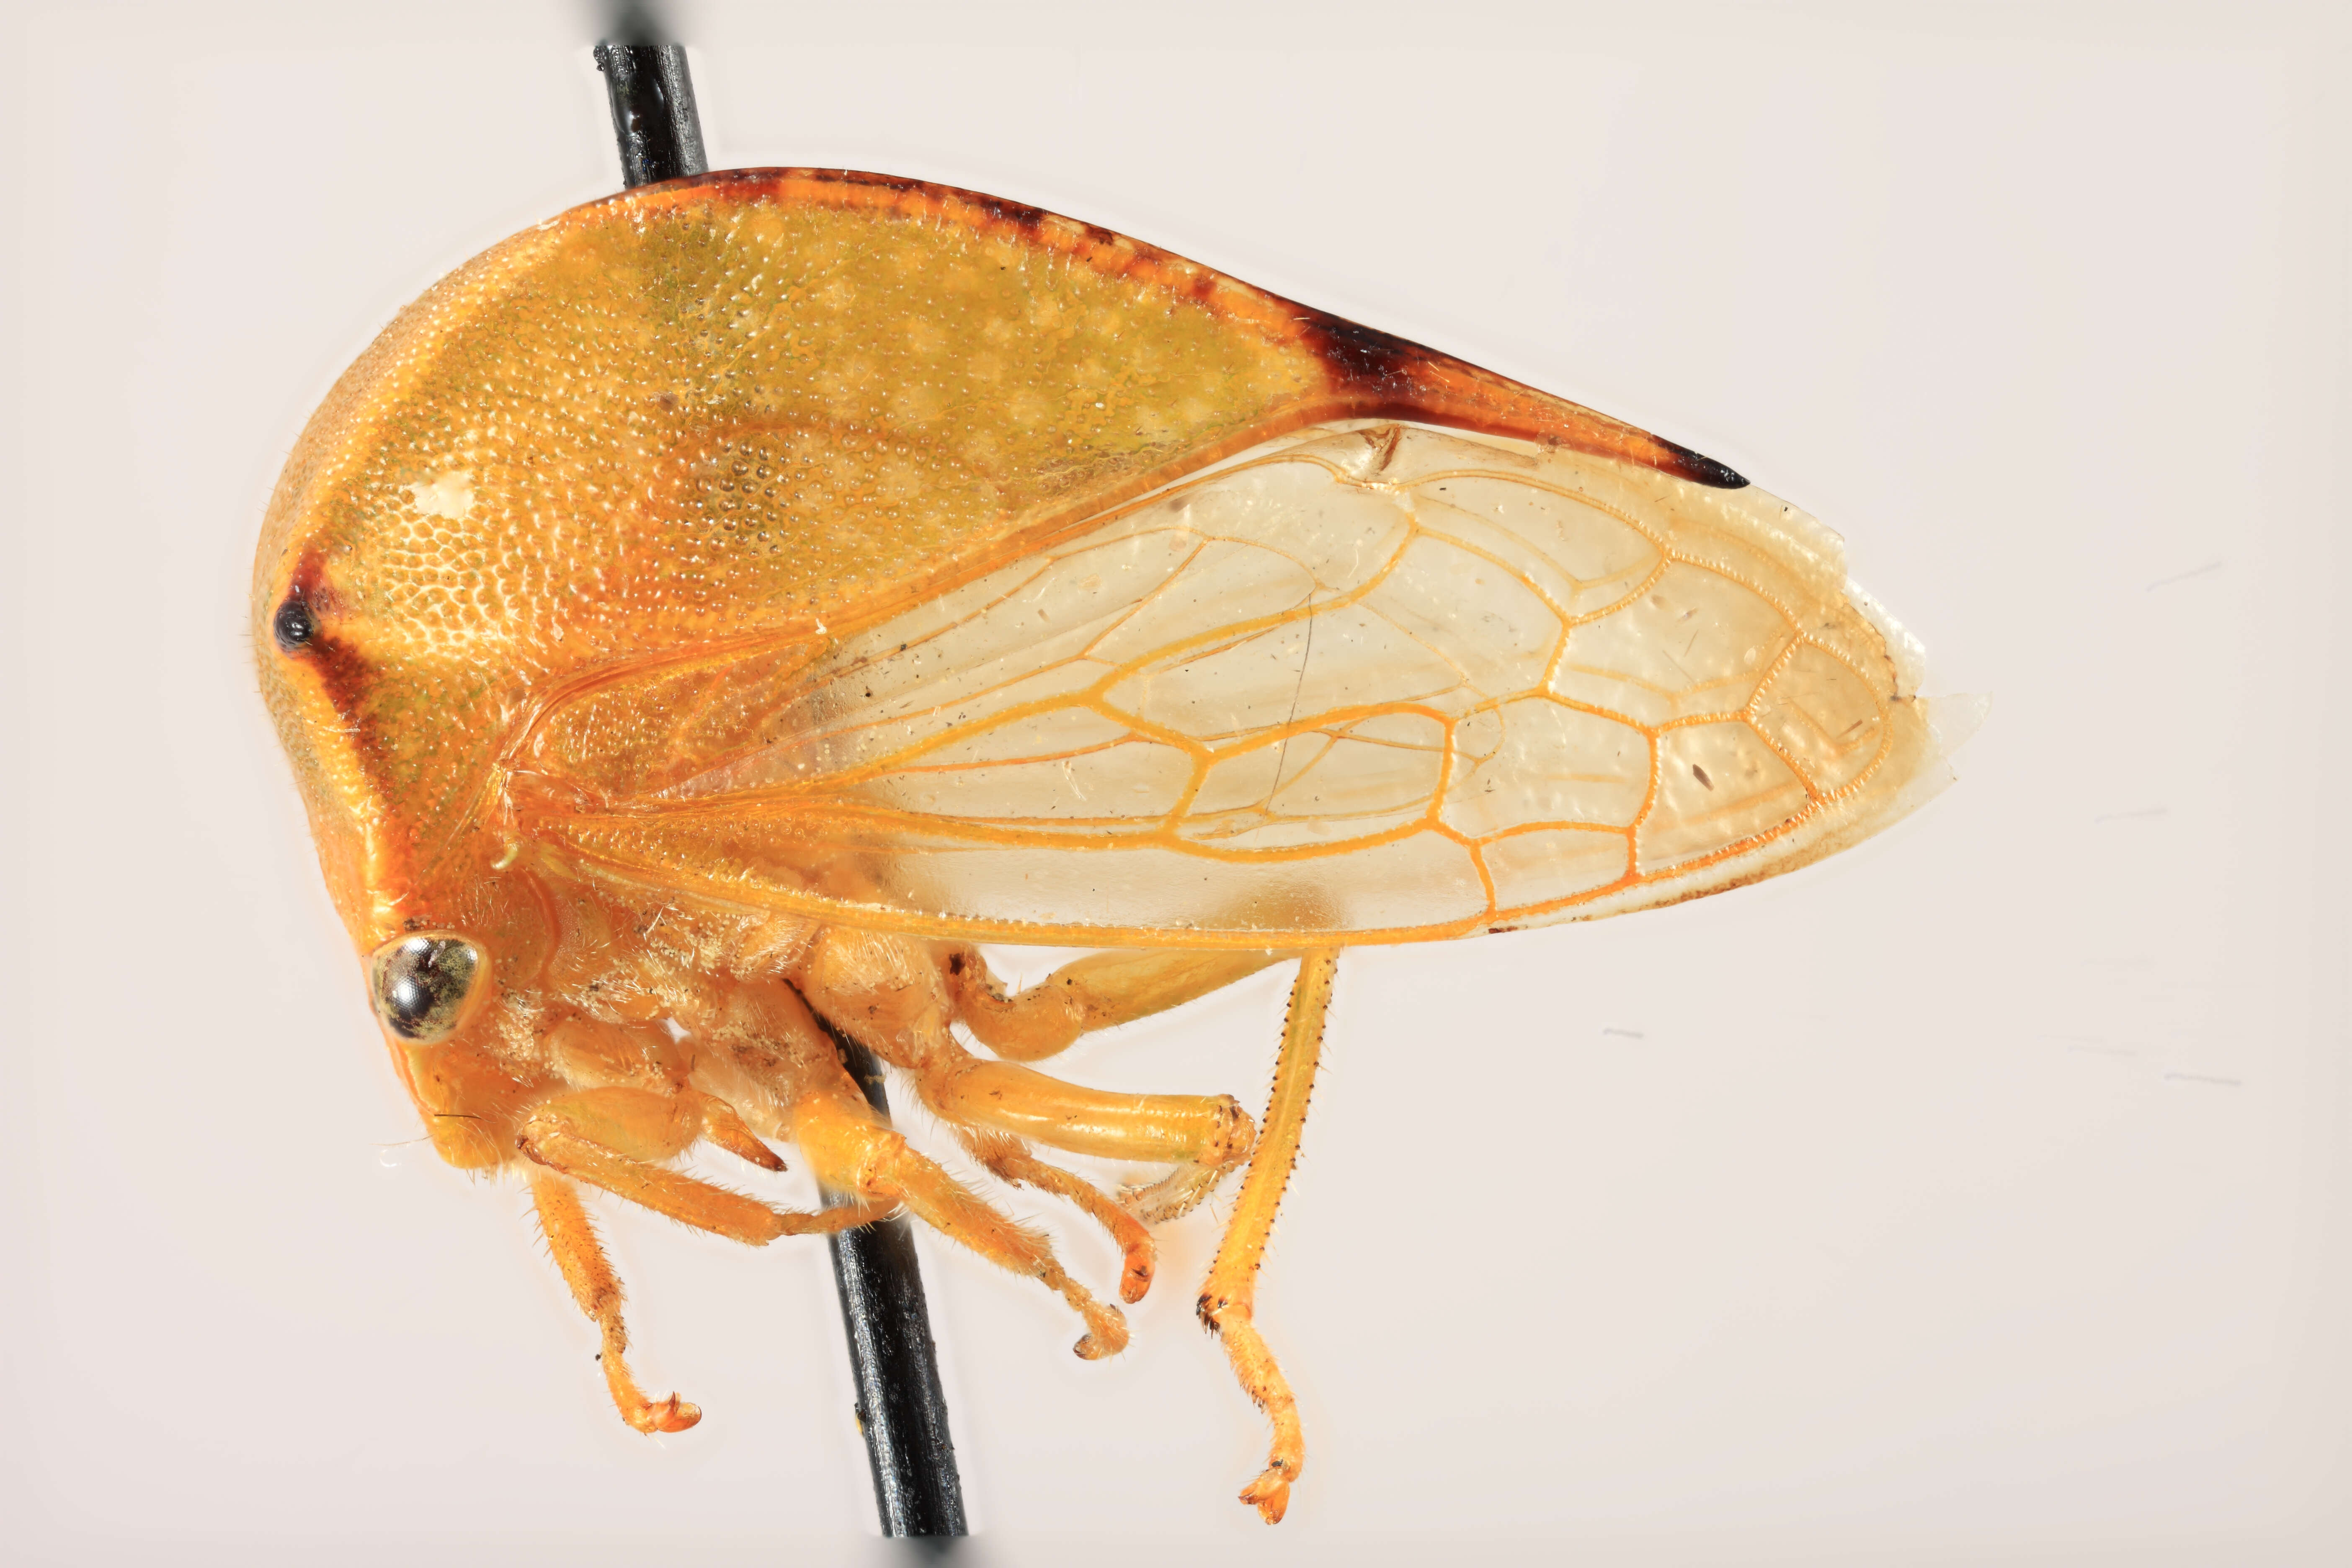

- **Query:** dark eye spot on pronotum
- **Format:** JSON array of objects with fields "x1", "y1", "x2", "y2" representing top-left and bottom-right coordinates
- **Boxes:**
[{"x1": 273, "y1": 594, "x2": 316, "y2": 652}]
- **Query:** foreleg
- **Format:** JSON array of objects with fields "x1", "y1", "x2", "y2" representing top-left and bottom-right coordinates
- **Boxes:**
[
  {"x1": 529, "y1": 1168, "x2": 700, "y2": 1434},
  {"x1": 1199, "y1": 950, "x2": 1338, "y2": 1524},
  {"x1": 691, "y1": 1092, "x2": 789, "y2": 1173},
  {"x1": 540, "y1": 1015, "x2": 784, "y2": 1170},
  {"x1": 517, "y1": 1087, "x2": 879, "y2": 1246}
]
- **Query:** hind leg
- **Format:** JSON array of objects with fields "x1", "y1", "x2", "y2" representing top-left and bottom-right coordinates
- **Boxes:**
[{"x1": 1199, "y1": 950, "x2": 1338, "y2": 1524}]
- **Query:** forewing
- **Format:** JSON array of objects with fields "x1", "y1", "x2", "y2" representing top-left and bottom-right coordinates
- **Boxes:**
[{"x1": 525, "y1": 423, "x2": 1949, "y2": 946}]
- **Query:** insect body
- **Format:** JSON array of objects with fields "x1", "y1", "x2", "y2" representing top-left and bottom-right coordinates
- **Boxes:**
[{"x1": 253, "y1": 169, "x2": 1952, "y2": 1522}]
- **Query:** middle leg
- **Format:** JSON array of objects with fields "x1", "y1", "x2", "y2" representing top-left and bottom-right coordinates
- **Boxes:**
[
  {"x1": 721, "y1": 976, "x2": 1133, "y2": 1359},
  {"x1": 942, "y1": 946, "x2": 1287, "y2": 1062},
  {"x1": 959, "y1": 1129, "x2": 1157, "y2": 1303},
  {"x1": 800, "y1": 932, "x2": 1264, "y2": 1230}
]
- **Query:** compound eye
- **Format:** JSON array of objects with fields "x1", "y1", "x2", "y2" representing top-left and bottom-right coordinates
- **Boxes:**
[{"x1": 367, "y1": 933, "x2": 485, "y2": 1043}]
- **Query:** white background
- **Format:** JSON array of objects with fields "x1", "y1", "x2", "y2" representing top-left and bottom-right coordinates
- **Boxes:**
[{"x1": 5, "y1": 2, "x2": 2348, "y2": 1563}]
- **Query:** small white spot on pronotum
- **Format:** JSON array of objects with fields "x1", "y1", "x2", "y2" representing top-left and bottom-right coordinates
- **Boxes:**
[{"x1": 406, "y1": 470, "x2": 474, "y2": 520}]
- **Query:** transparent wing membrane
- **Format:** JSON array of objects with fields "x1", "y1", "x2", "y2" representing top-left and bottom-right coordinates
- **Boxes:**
[{"x1": 525, "y1": 423, "x2": 1948, "y2": 945}]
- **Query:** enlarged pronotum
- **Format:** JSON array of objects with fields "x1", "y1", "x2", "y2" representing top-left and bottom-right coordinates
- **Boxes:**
[{"x1": 253, "y1": 168, "x2": 1956, "y2": 1522}]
